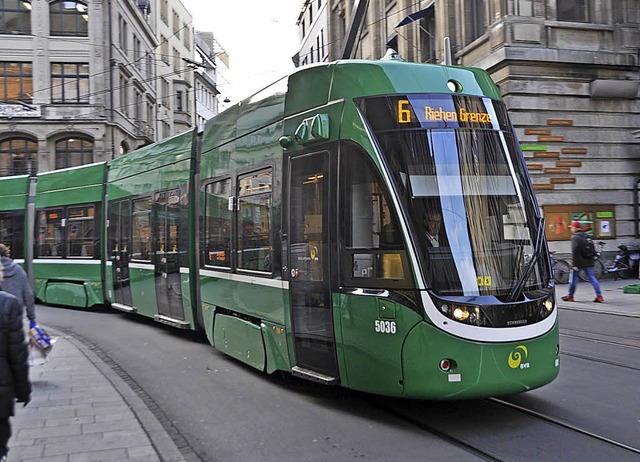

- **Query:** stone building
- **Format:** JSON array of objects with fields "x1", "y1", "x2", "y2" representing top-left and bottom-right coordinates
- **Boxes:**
[
  {"x1": 0, "y1": 0, "x2": 157, "y2": 175},
  {"x1": 298, "y1": 0, "x2": 640, "y2": 252}
]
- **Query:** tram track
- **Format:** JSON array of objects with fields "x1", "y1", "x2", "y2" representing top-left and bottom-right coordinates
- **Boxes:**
[
  {"x1": 367, "y1": 391, "x2": 640, "y2": 462},
  {"x1": 488, "y1": 397, "x2": 640, "y2": 457}
]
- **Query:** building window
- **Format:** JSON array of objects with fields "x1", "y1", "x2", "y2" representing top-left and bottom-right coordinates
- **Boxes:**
[
  {"x1": 467, "y1": 0, "x2": 486, "y2": 44},
  {"x1": 176, "y1": 90, "x2": 184, "y2": 112},
  {"x1": 161, "y1": 36, "x2": 169, "y2": 64},
  {"x1": 55, "y1": 137, "x2": 93, "y2": 169},
  {"x1": 173, "y1": 47, "x2": 181, "y2": 78},
  {"x1": 0, "y1": 137, "x2": 37, "y2": 176},
  {"x1": 557, "y1": 0, "x2": 588, "y2": 22},
  {"x1": 161, "y1": 78, "x2": 170, "y2": 108},
  {"x1": 49, "y1": 0, "x2": 88, "y2": 37},
  {"x1": 183, "y1": 23, "x2": 190, "y2": 50},
  {"x1": 120, "y1": 73, "x2": 129, "y2": 116},
  {"x1": 51, "y1": 63, "x2": 89, "y2": 103},
  {"x1": 0, "y1": 62, "x2": 32, "y2": 103},
  {"x1": 134, "y1": 87, "x2": 142, "y2": 121},
  {"x1": 0, "y1": 0, "x2": 32, "y2": 35},
  {"x1": 420, "y1": 8, "x2": 436, "y2": 63},
  {"x1": 172, "y1": 10, "x2": 179, "y2": 35},
  {"x1": 118, "y1": 15, "x2": 127, "y2": 51},
  {"x1": 160, "y1": 0, "x2": 168, "y2": 25}
]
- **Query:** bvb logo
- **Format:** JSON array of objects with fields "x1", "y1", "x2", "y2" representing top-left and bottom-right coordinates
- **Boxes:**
[{"x1": 508, "y1": 345, "x2": 529, "y2": 369}]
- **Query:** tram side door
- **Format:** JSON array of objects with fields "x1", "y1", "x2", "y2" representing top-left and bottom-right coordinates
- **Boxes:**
[
  {"x1": 109, "y1": 200, "x2": 132, "y2": 307},
  {"x1": 287, "y1": 152, "x2": 338, "y2": 381},
  {"x1": 153, "y1": 190, "x2": 185, "y2": 322}
]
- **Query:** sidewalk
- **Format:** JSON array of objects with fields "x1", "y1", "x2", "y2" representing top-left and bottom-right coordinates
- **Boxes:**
[
  {"x1": 556, "y1": 277, "x2": 640, "y2": 317},
  {"x1": 8, "y1": 329, "x2": 186, "y2": 462}
]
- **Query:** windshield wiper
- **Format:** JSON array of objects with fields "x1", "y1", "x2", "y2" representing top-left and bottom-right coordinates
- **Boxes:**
[{"x1": 506, "y1": 217, "x2": 545, "y2": 302}]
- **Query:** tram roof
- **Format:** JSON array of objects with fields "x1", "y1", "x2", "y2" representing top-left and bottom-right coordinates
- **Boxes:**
[{"x1": 201, "y1": 59, "x2": 502, "y2": 153}]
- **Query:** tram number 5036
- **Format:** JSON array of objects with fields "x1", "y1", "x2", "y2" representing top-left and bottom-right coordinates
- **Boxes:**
[{"x1": 374, "y1": 320, "x2": 397, "y2": 334}]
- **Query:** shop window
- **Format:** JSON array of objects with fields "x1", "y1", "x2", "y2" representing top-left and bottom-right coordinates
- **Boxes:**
[{"x1": 544, "y1": 205, "x2": 615, "y2": 241}]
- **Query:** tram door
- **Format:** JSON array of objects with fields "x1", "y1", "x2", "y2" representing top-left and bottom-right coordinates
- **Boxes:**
[
  {"x1": 153, "y1": 190, "x2": 185, "y2": 320},
  {"x1": 287, "y1": 152, "x2": 338, "y2": 379},
  {"x1": 109, "y1": 200, "x2": 132, "y2": 307}
]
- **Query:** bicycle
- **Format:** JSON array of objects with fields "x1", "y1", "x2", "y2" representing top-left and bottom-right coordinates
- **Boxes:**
[
  {"x1": 578, "y1": 241, "x2": 639, "y2": 281},
  {"x1": 550, "y1": 251, "x2": 571, "y2": 284}
]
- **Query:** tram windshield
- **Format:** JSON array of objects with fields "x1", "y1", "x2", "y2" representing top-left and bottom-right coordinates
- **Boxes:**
[{"x1": 358, "y1": 94, "x2": 545, "y2": 297}]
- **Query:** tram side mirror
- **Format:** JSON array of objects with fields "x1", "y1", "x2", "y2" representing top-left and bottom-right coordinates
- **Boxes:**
[{"x1": 293, "y1": 114, "x2": 330, "y2": 145}]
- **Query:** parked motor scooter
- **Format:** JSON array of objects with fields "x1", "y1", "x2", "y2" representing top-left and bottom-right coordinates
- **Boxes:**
[{"x1": 607, "y1": 242, "x2": 640, "y2": 279}]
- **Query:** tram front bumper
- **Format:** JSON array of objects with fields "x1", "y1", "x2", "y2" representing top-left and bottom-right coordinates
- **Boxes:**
[{"x1": 401, "y1": 321, "x2": 560, "y2": 400}]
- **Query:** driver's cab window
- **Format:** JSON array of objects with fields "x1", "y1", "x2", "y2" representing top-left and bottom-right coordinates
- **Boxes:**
[{"x1": 340, "y1": 141, "x2": 412, "y2": 289}]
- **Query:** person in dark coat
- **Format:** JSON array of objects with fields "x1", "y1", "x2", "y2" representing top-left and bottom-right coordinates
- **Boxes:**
[
  {"x1": 0, "y1": 264, "x2": 31, "y2": 460},
  {"x1": 0, "y1": 244, "x2": 36, "y2": 328},
  {"x1": 561, "y1": 221, "x2": 603, "y2": 303}
]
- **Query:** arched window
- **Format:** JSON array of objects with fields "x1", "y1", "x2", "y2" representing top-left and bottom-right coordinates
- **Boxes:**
[
  {"x1": 120, "y1": 140, "x2": 129, "y2": 156},
  {"x1": 0, "y1": 0, "x2": 31, "y2": 35},
  {"x1": 0, "y1": 137, "x2": 37, "y2": 176},
  {"x1": 55, "y1": 136, "x2": 93, "y2": 169},
  {"x1": 49, "y1": 0, "x2": 88, "y2": 37}
]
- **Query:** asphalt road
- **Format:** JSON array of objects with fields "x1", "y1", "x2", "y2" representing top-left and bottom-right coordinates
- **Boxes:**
[{"x1": 37, "y1": 303, "x2": 640, "y2": 462}]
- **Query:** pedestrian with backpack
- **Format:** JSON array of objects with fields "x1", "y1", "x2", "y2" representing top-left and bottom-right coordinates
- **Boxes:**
[
  {"x1": 0, "y1": 245, "x2": 36, "y2": 329},
  {"x1": 562, "y1": 221, "x2": 604, "y2": 303}
]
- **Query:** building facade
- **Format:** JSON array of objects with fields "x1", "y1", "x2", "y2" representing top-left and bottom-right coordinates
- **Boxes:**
[
  {"x1": 296, "y1": 0, "x2": 329, "y2": 66},
  {"x1": 193, "y1": 31, "x2": 229, "y2": 130},
  {"x1": 154, "y1": 0, "x2": 193, "y2": 138},
  {"x1": 0, "y1": 0, "x2": 158, "y2": 176},
  {"x1": 308, "y1": 0, "x2": 640, "y2": 252}
]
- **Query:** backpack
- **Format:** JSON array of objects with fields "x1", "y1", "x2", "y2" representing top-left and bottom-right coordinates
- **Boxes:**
[{"x1": 583, "y1": 236, "x2": 596, "y2": 259}]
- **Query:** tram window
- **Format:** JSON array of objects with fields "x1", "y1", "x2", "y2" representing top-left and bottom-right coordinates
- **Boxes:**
[
  {"x1": 36, "y1": 208, "x2": 64, "y2": 257},
  {"x1": 109, "y1": 200, "x2": 131, "y2": 259},
  {"x1": 67, "y1": 205, "x2": 96, "y2": 258},
  {"x1": 0, "y1": 212, "x2": 24, "y2": 260},
  {"x1": 340, "y1": 142, "x2": 412, "y2": 289},
  {"x1": 237, "y1": 169, "x2": 272, "y2": 272},
  {"x1": 132, "y1": 197, "x2": 152, "y2": 261},
  {"x1": 204, "y1": 179, "x2": 231, "y2": 268}
]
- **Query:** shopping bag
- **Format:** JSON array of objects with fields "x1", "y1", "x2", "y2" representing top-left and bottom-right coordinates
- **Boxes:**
[{"x1": 28, "y1": 325, "x2": 53, "y2": 355}]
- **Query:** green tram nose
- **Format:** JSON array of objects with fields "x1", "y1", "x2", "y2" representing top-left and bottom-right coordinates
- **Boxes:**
[{"x1": 400, "y1": 320, "x2": 560, "y2": 399}]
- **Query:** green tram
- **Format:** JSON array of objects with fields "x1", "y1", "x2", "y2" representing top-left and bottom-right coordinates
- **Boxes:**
[
  {"x1": 1, "y1": 59, "x2": 560, "y2": 398},
  {"x1": 32, "y1": 162, "x2": 107, "y2": 308},
  {"x1": 107, "y1": 59, "x2": 559, "y2": 399}
]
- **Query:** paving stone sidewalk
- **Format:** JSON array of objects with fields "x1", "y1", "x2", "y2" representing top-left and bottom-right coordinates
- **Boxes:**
[{"x1": 7, "y1": 330, "x2": 185, "y2": 462}]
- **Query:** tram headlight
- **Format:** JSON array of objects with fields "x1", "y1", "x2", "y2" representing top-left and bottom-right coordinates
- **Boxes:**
[
  {"x1": 543, "y1": 298, "x2": 554, "y2": 312},
  {"x1": 453, "y1": 307, "x2": 470, "y2": 321}
]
